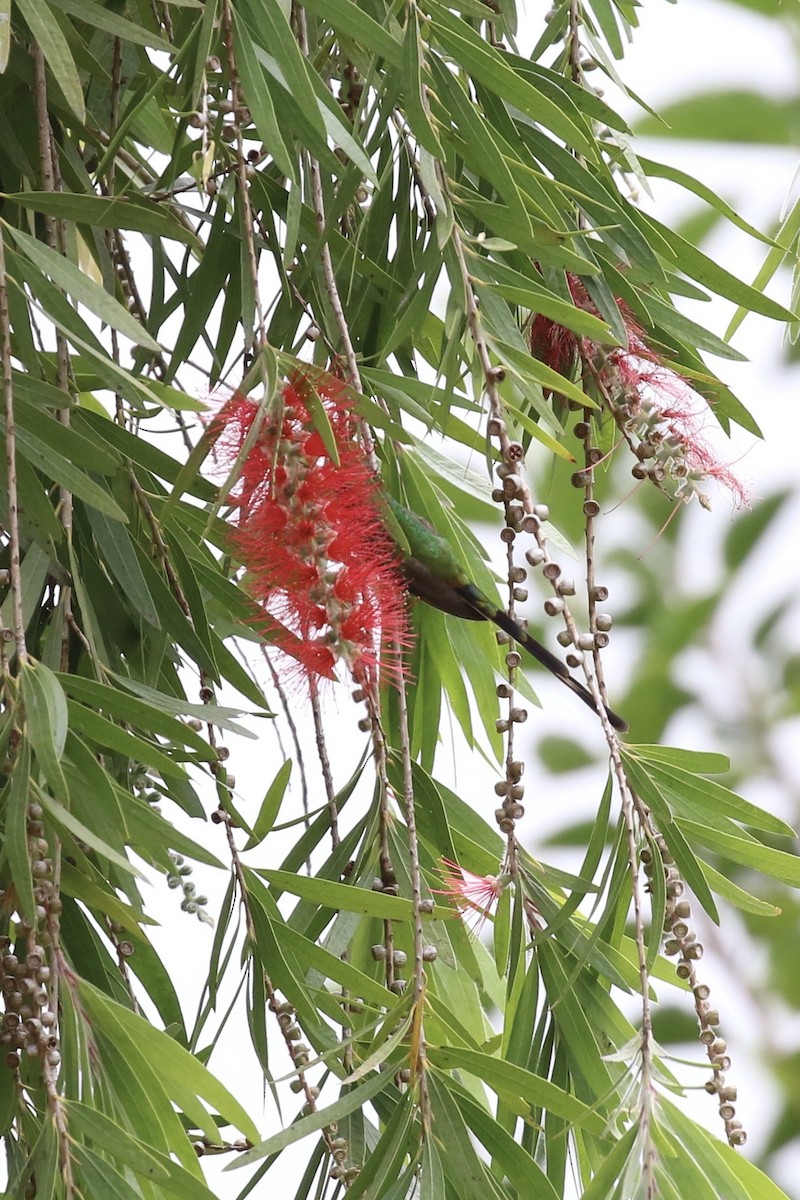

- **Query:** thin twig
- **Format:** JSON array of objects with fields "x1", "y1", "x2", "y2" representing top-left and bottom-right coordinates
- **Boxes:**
[
  {"x1": 394, "y1": 661, "x2": 431, "y2": 1131},
  {"x1": 263, "y1": 651, "x2": 311, "y2": 855},
  {"x1": 219, "y1": 0, "x2": 270, "y2": 364},
  {"x1": 310, "y1": 679, "x2": 339, "y2": 848},
  {"x1": 0, "y1": 234, "x2": 27, "y2": 665}
]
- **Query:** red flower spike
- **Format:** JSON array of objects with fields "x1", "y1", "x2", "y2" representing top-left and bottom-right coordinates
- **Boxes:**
[
  {"x1": 210, "y1": 377, "x2": 409, "y2": 687},
  {"x1": 529, "y1": 273, "x2": 749, "y2": 509}
]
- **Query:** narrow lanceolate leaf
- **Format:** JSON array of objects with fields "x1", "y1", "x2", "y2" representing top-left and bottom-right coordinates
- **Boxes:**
[
  {"x1": 426, "y1": 1046, "x2": 606, "y2": 1133},
  {"x1": 14, "y1": 397, "x2": 119, "y2": 474},
  {"x1": 229, "y1": 1070, "x2": 394, "y2": 1167},
  {"x1": 35, "y1": 787, "x2": 144, "y2": 878},
  {"x1": 20, "y1": 660, "x2": 69, "y2": 799},
  {"x1": 428, "y1": 3, "x2": 596, "y2": 158},
  {"x1": 67, "y1": 1102, "x2": 207, "y2": 1194},
  {"x1": 79, "y1": 980, "x2": 260, "y2": 1146},
  {"x1": 255, "y1": 868, "x2": 422, "y2": 920},
  {"x1": 8, "y1": 227, "x2": 161, "y2": 351},
  {"x1": 0, "y1": 0, "x2": 10, "y2": 72},
  {"x1": 45, "y1": 0, "x2": 173, "y2": 51},
  {"x1": 243, "y1": 759, "x2": 292, "y2": 849},
  {"x1": 14, "y1": 0, "x2": 85, "y2": 119},
  {"x1": 230, "y1": 9, "x2": 296, "y2": 182},
  {"x1": 7, "y1": 421, "x2": 129, "y2": 521},
  {"x1": 86, "y1": 507, "x2": 159, "y2": 626},
  {"x1": 679, "y1": 819, "x2": 800, "y2": 888},
  {"x1": 56, "y1": 674, "x2": 216, "y2": 759},
  {"x1": 66, "y1": 699, "x2": 190, "y2": 780},
  {"x1": 299, "y1": 0, "x2": 401, "y2": 58},
  {"x1": 4, "y1": 192, "x2": 198, "y2": 245},
  {"x1": 5, "y1": 742, "x2": 36, "y2": 922}
]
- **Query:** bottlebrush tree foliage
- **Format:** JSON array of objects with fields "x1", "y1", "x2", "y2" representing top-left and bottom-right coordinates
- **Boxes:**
[{"x1": 0, "y1": 2, "x2": 798, "y2": 1199}]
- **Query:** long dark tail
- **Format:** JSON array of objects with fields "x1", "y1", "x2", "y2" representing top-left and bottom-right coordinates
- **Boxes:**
[{"x1": 459, "y1": 584, "x2": 629, "y2": 733}]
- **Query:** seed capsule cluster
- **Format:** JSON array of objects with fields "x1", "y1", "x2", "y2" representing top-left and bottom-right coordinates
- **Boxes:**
[
  {"x1": 0, "y1": 805, "x2": 60, "y2": 1073},
  {"x1": 165, "y1": 852, "x2": 213, "y2": 925},
  {"x1": 642, "y1": 836, "x2": 746, "y2": 1147}
]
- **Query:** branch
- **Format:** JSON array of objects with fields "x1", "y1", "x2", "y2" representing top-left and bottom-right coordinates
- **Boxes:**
[{"x1": 0, "y1": 234, "x2": 27, "y2": 665}]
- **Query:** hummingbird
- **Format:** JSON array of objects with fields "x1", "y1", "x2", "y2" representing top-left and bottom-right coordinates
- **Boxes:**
[{"x1": 386, "y1": 495, "x2": 628, "y2": 733}]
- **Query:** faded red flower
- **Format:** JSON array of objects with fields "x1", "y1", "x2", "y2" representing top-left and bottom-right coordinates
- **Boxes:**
[
  {"x1": 529, "y1": 274, "x2": 749, "y2": 509},
  {"x1": 211, "y1": 375, "x2": 408, "y2": 687},
  {"x1": 434, "y1": 857, "x2": 506, "y2": 933}
]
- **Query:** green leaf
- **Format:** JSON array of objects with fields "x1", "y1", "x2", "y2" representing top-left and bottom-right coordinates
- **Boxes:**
[
  {"x1": 36, "y1": 786, "x2": 144, "y2": 878},
  {"x1": 300, "y1": 0, "x2": 400, "y2": 58},
  {"x1": 239, "y1": 0, "x2": 326, "y2": 143},
  {"x1": 86, "y1": 507, "x2": 159, "y2": 626},
  {"x1": 426, "y1": 1046, "x2": 605, "y2": 1133},
  {"x1": 0, "y1": 0, "x2": 9, "y2": 72},
  {"x1": 620, "y1": 753, "x2": 720, "y2": 922},
  {"x1": 661, "y1": 1095, "x2": 793, "y2": 1200},
  {"x1": 60, "y1": 860, "x2": 154, "y2": 935},
  {"x1": 57, "y1": 675, "x2": 214, "y2": 750},
  {"x1": 640, "y1": 212, "x2": 798, "y2": 324},
  {"x1": 475, "y1": 271, "x2": 614, "y2": 342},
  {"x1": 124, "y1": 797, "x2": 223, "y2": 869},
  {"x1": 636, "y1": 157, "x2": 780, "y2": 249},
  {"x1": 699, "y1": 861, "x2": 781, "y2": 917},
  {"x1": 47, "y1": 0, "x2": 173, "y2": 51},
  {"x1": 230, "y1": 9, "x2": 296, "y2": 182},
  {"x1": 679, "y1": 819, "x2": 800, "y2": 888},
  {"x1": 8, "y1": 227, "x2": 161, "y2": 351},
  {"x1": 15, "y1": 397, "x2": 119, "y2": 473},
  {"x1": 77, "y1": 411, "x2": 216, "y2": 499},
  {"x1": 626, "y1": 744, "x2": 731, "y2": 775},
  {"x1": 20, "y1": 659, "x2": 69, "y2": 798},
  {"x1": 67, "y1": 1103, "x2": 171, "y2": 1183},
  {"x1": 105, "y1": 672, "x2": 255, "y2": 737},
  {"x1": 424, "y1": 1074, "x2": 500, "y2": 1200},
  {"x1": 401, "y1": 11, "x2": 442, "y2": 158},
  {"x1": 273, "y1": 921, "x2": 395, "y2": 1010},
  {"x1": 14, "y1": 0, "x2": 85, "y2": 120},
  {"x1": 73, "y1": 1144, "x2": 160, "y2": 1200},
  {"x1": 243, "y1": 759, "x2": 292, "y2": 849},
  {"x1": 255, "y1": 868, "x2": 421, "y2": 921},
  {"x1": 344, "y1": 1095, "x2": 416, "y2": 1200},
  {"x1": 456, "y1": 1086, "x2": 562, "y2": 1200},
  {"x1": 5, "y1": 743, "x2": 36, "y2": 923},
  {"x1": 230, "y1": 1070, "x2": 394, "y2": 1167},
  {"x1": 4, "y1": 192, "x2": 197, "y2": 245},
  {"x1": 2, "y1": 419, "x2": 129, "y2": 521},
  {"x1": 428, "y1": 4, "x2": 595, "y2": 159},
  {"x1": 0, "y1": 543, "x2": 52, "y2": 639},
  {"x1": 66, "y1": 699, "x2": 189, "y2": 780},
  {"x1": 649, "y1": 760, "x2": 795, "y2": 838},
  {"x1": 79, "y1": 979, "x2": 260, "y2": 1145},
  {"x1": 636, "y1": 89, "x2": 800, "y2": 147},
  {"x1": 578, "y1": 1124, "x2": 639, "y2": 1200}
]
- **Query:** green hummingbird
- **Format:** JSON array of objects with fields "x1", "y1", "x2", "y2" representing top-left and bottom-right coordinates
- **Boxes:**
[{"x1": 386, "y1": 495, "x2": 628, "y2": 733}]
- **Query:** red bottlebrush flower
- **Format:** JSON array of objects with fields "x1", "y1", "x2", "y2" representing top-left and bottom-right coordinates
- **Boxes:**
[
  {"x1": 529, "y1": 274, "x2": 749, "y2": 509},
  {"x1": 434, "y1": 857, "x2": 507, "y2": 933},
  {"x1": 210, "y1": 376, "x2": 408, "y2": 687}
]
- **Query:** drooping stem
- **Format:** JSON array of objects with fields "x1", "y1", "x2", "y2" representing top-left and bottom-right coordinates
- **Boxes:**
[
  {"x1": 0, "y1": 233, "x2": 26, "y2": 665},
  {"x1": 395, "y1": 660, "x2": 432, "y2": 1132},
  {"x1": 310, "y1": 678, "x2": 340, "y2": 848},
  {"x1": 219, "y1": 0, "x2": 271, "y2": 384}
]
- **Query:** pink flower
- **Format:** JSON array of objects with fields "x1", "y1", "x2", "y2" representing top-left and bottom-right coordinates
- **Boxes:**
[
  {"x1": 210, "y1": 375, "x2": 408, "y2": 687},
  {"x1": 434, "y1": 858, "x2": 506, "y2": 932},
  {"x1": 529, "y1": 275, "x2": 748, "y2": 509}
]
